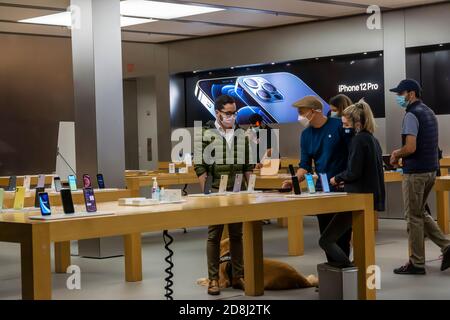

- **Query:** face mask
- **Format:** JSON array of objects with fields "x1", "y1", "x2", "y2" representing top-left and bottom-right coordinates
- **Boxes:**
[
  {"x1": 220, "y1": 114, "x2": 235, "y2": 128},
  {"x1": 251, "y1": 127, "x2": 259, "y2": 134},
  {"x1": 330, "y1": 111, "x2": 339, "y2": 118},
  {"x1": 298, "y1": 111, "x2": 313, "y2": 128},
  {"x1": 396, "y1": 95, "x2": 409, "y2": 108},
  {"x1": 344, "y1": 128, "x2": 355, "y2": 136}
]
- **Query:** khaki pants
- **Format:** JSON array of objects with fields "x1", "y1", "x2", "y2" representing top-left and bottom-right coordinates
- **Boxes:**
[
  {"x1": 207, "y1": 223, "x2": 243, "y2": 280},
  {"x1": 403, "y1": 172, "x2": 450, "y2": 267}
]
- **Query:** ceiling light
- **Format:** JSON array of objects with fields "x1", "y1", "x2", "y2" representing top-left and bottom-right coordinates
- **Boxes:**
[
  {"x1": 363, "y1": 52, "x2": 368, "y2": 55},
  {"x1": 19, "y1": 11, "x2": 154, "y2": 27},
  {"x1": 120, "y1": 0, "x2": 224, "y2": 20},
  {"x1": 121, "y1": 16, "x2": 156, "y2": 27},
  {"x1": 439, "y1": 44, "x2": 444, "y2": 47}
]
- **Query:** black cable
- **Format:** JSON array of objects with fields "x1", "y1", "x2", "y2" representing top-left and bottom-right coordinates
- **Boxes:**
[
  {"x1": 182, "y1": 184, "x2": 188, "y2": 196},
  {"x1": 163, "y1": 230, "x2": 174, "y2": 300}
]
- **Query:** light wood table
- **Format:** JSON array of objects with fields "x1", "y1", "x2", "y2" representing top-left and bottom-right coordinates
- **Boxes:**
[
  {"x1": 2, "y1": 188, "x2": 132, "y2": 209},
  {"x1": 1, "y1": 188, "x2": 132, "y2": 276},
  {"x1": 0, "y1": 192, "x2": 375, "y2": 300},
  {"x1": 125, "y1": 173, "x2": 199, "y2": 197},
  {"x1": 435, "y1": 176, "x2": 450, "y2": 234},
  {"x1": 440, "y1": 157, "x2": 450, "y2": 176}
]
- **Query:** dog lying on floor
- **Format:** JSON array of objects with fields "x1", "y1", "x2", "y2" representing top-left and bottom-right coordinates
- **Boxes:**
[{"x1": 197, "y1": 238, "x2": 319, "y2": 290}]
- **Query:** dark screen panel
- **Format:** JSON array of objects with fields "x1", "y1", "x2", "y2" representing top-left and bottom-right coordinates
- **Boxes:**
[
  {"x1": 421, "y1": 50, "x2": 450, "y2": 115},
  {"x1": 181, "y1": 52, "x2": 385, "y2": 126}
]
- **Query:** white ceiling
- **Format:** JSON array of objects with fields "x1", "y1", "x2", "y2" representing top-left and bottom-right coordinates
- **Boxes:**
[{"x1": 0, "y1": 0, "x2": 445, "y2": 43}]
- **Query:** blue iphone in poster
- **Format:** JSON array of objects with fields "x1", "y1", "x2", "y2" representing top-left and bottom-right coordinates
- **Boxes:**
[{"x1": 236, "y1": 72, "x2": 330, "y2": 124}]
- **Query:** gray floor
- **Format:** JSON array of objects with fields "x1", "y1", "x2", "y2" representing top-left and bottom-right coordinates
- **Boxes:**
[{"x1": 1, "y1": 217, "x2": 450, "y2": 300}]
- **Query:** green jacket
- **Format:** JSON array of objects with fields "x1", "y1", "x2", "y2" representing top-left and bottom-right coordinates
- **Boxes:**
[{"x1": 194, "y1": 121, "x2": 255, "y2": 189}]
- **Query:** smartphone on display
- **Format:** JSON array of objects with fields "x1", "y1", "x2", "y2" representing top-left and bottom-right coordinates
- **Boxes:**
[
  {"x1": 291, "y1": 176, "x2": 302, "y2": 195},
  {"x1": 34, "y1": 187, "x2": 45, "y2": 208},
  {"x1": 60, "y1": 189, "x2": 75, "y2": 214},
  {"x1": 96, "y1": 174, "x2": 105, "y2": 189},
  {"x1": 38, "y1": 192, "x2": 51, "y2": 216},
  {"x1": 82, "y1": 174, "x2": 92, "y2": 188},
  {"x1": 83, "y1": 188, "x2": 97, "y2": 213},
  {"x1": 236, "y1": 72, "x2": 330, "y2": 124},
  {"x1": 305, "y1": 174, "x2": 316, "y2": 193},
  {"x1": 233, "y1": 174, "x2": 243, "y2": 193},
  {"x1": 13, "y1": 186, "x2": 25, "y2": 210},
  {"x1": 68, "y1": 175, "x2": 77, "y2": 191},
  {"x1": 23, "y1": 175, "x2": 31, "y2": 191},
  {"x1": 247, "y1": 174, "x2": 257, "y2": 192},
  {"x1": 320, "y1": 173, "x2": 331, "y2": 193},
  {"x1": 37, "y1": 174, "x2": 46, "y2": 188},
  {"x1": 7, "y1": 175, "x2": 16, "y2": 191},
  {"x1": 0, "y1": 188, "x2": 4, "y2": 210},
  {"x1": 203, "y1": 175, "x2": 213, "y2": 195},
  {"x1": 288, "y1": 164, "x2": 296, "y2": 176},
  {"x1": 218, "y1": 175, "x2": 228, "y2": 194},
  {"x1": 54, "y1": 177, "x2": 62, "y2": 192}
]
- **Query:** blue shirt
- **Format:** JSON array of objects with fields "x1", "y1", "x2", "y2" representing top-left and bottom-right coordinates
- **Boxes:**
[{"x1": 299, "y1": 118, "x2": 349, "y2": 183}]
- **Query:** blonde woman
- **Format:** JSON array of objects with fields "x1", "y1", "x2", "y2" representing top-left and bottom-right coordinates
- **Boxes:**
[{"x1": 319, "y1": 100, "x2": 385, "y2": 267}]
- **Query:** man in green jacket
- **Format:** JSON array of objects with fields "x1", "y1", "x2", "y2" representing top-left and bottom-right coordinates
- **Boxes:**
[{"x1": 194, "y1": 94, "x2": 254, "y2": 295}]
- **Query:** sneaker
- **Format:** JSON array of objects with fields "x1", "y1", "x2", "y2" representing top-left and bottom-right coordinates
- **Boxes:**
[
  {"x1": 393, "y1": 261, "x2": 426, "y2": 275},
  {"x1": 207, "y1": 279, "x2": 220, "y2": 295},
  {"x1": 441, "y1": 247, "x2": 450, "y2": 271}
]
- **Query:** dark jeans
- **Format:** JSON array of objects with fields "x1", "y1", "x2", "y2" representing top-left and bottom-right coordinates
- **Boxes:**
[
  {"x1": 317, "y1": 213, "x2": 353, "y2": 265},
  {"x1": 207, "y1": 223, "x2": 244, "y2": 280}
]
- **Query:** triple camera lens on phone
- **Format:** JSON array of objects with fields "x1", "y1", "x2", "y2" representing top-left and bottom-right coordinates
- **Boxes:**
[{"x1": 243, "y1": 77, "x2": 284, "y2": 102}]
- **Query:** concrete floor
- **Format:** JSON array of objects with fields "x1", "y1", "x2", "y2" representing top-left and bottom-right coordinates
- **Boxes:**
[{"x1": 1, "y1": 217, "x2": 450, "y2": 300}]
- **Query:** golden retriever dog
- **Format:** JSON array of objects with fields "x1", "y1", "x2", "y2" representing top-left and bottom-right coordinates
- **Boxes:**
[{"x1": 197, "y1": 238, "x2": 319, "y2": 290}]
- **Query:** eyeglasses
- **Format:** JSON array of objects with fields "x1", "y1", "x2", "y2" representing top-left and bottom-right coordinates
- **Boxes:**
[{"x1": 220, "y1": 111, "x2": 237, "y2": 117}]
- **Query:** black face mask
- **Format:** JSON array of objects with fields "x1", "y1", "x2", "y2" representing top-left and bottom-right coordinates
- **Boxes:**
[
  {"x1": 344, "y1": 128, "x2": 355, "y2": 136},
  {"x1": 343, "y1": 128, "x2": 355, "y2": 145}
]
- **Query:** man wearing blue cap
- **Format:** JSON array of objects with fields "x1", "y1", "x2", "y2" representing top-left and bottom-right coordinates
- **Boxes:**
[{"x1": 390, "y1": 79, "x2": 450, "y2": 275}]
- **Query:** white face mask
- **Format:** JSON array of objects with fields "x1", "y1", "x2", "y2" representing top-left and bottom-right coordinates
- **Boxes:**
[
  {"x1": 298, "y1": 112, "x2": 312, "y2": 128},
  {"x1": 220, "y1": 114, "x2": 235, "y2": 129},
  {"x1": 330, "y1": 111, "x2": 339, "y2": 118}
]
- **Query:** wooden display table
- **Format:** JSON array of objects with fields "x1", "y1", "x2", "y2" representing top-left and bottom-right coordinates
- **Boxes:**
[
  {"x1": 2, "y1": 188, "x2": 132, "y2": 209},
  {"x1": 0, "y1": 174, "x2": 55, "y2": 188},
  {"x1": 435, "y1": 176, "x2": 450, "y2": 234},
  {"x1": 0, "y1": 192, "x2": 375, "y2": 300}
]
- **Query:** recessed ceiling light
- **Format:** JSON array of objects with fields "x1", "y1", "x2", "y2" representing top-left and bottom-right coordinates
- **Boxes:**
[
  {"x1": 315, "y1": 58, "x2": 319, "y2": 61},
  {"x1": 363, "y1": 52, "x2": 368, "y2": 55},
  {"x1": 330, "y1": 58, "x2": 334, "y2": 62},
  {"x1": 439, "y1": 44, "x2": 444, "y2": 47},
  {"x1": 379, "y1": 53, "x2": 383, "y2": 56},
  {"x1": 230, "y1": 67, "x2": 235, "y2": 70},
  {"x1": 271, "y1": 62, "x2": 276, "y2": 65},
  {"x1": 120, "y1": 0, "x2": 224, "y2": 20},
  {"x1": 19, "y1": 11, "x2": 154, "y2": 27}
]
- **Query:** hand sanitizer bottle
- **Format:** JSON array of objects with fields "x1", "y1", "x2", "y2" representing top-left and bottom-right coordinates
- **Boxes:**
[{"x1": 152, "y1": 177, "x2": 160, "y2": 201}]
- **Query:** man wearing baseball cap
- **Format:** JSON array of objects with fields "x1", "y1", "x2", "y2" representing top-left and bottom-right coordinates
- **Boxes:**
[
  {"x1": 389, "y1": 79, "x2": 450, "y2": 275},
  {"x1": 283, "y1": 95, "x2": 352, "y2": 265}
]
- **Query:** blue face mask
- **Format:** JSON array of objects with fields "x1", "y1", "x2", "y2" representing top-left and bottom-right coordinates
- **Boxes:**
[{"x1": 396, "y1": 95, "x2": 409, "y2": 108}]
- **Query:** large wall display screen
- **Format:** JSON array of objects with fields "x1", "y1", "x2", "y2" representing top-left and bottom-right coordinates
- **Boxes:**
[
  {"x1": 181, "y1": 52, "x2": 385, "y2": 126},
  {"x1": 406, "y1": 44, "x2": 450, "y2": 115}
]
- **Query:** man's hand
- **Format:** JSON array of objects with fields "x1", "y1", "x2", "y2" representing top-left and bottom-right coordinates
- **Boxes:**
[
  {"x1": 281, "y1": 179, "x2": 292, "y2": 189},
  {"x1": 255, "y1": 163, "x2": 264, "y2": 170},
  {"x1": 330, "y1": 177, "x2": 337, "y2": 186},
  {"x1": 390, "y1": 150, "x2": 401, "y2": 166}
]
